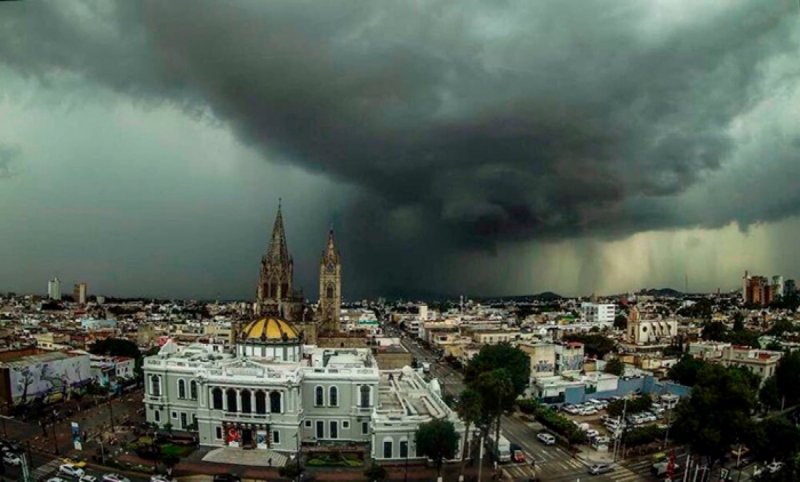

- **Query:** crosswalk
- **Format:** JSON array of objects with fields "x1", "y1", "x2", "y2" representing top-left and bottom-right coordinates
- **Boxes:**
[{"x1": 31, "y1": 459, "x2": 62, "y2": 481}]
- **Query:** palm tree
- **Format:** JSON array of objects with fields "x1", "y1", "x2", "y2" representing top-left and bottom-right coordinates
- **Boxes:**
[{"x1": 456, "y1": 389, "x2": 483, "y2": 475}]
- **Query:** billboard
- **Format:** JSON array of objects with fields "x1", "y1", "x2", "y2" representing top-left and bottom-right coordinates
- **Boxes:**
[{"x1": 8, "y1": 354, "x2": 92, "y2": 405}]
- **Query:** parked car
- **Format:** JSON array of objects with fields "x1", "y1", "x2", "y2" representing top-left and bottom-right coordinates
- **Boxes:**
[
  {"x1": 2, "y1": 453, "x2": 21, "y2": 466},
  {"x1": 537, "y1": 432, "x2": 556, "y2": 446},
  {"x1": 47, "y1": 478, "x2": 67, "y2": 482},
  {"x1": 59, "y1": 464, "x2": 86, "y2": 478},
  {"x1": 102, "y1": 474, "x2": 130, "y2": 482},
  {"x1": 80, "y1": 475, "x2": 98, "y2": 482},
  {"x1": 585, "y1": 429, "x2": 599, "y2": 439},
  {"x1": 588, "y1": 463, "x2": 614, "y2": 475},
  {"x1": 151, "y1": 475, "x2": 174, "y2": 482},
  {"x1": 62, "y1": 459, "x2": 87, "y2": 469},
  {"x1": 767, "y1": 461, "x2": 784, "y2": 474}
]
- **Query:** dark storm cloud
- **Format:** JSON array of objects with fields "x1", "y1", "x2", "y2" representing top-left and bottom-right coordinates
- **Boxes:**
[{"x1": 1, "y1": 1, "x2": 799, "y2": 295}]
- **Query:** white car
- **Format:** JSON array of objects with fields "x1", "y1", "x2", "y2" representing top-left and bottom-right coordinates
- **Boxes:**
[
  {"x1": 59, "y1": 464, "x2": 86, "y2": 478},
  {"x1": 537, "y1": 432, "x2": 556, "y2": 445},
  {"x1": 47, "y1": 478, "x2": 67, "y2": 482},
  {"x1": 151, "y1": 476, "x2": 174, "y2": 482},
  {"x1": 80, "y1": 475, "x2": 98, "y2": 482},
  {"x1": 102, "y1": 474, "x2": 131, "y2": 482},
  {"x1": 585, "y1": 429, "x2": 600, "y2": 438},
  {"x1": 2, "y1": 453, "x2": 21, "y2": 466},
  {"x1": 767, "y1": 461, "x2": 784, "y2": 474}
]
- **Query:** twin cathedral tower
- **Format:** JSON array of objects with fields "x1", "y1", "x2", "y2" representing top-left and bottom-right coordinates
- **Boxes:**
[{"x1": 255, "y1": 202, "x2": 341, "y2": 341}]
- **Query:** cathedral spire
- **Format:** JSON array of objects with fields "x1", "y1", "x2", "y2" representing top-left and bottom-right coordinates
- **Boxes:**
[{"x1": 269, "y1": 199, "x2": 290, "y2": 262}]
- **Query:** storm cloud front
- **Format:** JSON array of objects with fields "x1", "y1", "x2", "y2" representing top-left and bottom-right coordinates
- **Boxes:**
[{"x1": 1, "y1": 1, "x2": 799, "y2": 298}]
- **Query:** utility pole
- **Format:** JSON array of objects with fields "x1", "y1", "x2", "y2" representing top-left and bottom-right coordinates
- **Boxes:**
[
  {"x1": 477, "y1": 433, "x2": 484, "y2": 482},
  {"x1": 612, "y1": 398, "x2": 628, "y2": 462},
  {"x1": 108, "y1": 398, "x2": 115, "y2": 433}
]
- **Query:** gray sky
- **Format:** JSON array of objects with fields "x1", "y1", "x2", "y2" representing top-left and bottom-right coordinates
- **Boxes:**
[{"x1": 1, "y1": 1, "x2": 799, "y2": 299}]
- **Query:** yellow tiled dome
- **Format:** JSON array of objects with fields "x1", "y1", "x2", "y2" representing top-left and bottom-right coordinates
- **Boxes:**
[{"x1": 241, "y1": 317, "x2": 299, "y2": 342}]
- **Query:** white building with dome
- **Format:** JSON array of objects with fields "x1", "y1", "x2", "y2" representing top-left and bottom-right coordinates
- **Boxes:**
[{"x1": 142, "y1": 316, "x2": 464, "y2": 461}]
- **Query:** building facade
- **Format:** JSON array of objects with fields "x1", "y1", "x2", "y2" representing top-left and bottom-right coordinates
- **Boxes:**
[
  {"x1": 580, "y1": 303, "x2": 615, "y2": 323},
  {"x1": 47, "y1": 278, "x2": 61, "y2": 301},
  {"x1": 142, "y1": 317, "x2": 463, "y2": 460}
]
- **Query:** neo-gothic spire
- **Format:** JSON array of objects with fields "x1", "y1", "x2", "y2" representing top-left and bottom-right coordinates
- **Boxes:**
[
  {"x1": 268, "y1": 200, "x2": 290, "y2": 263},
  {"x1": 322, "y1": 229, "x2": 339, "y2": 263}
]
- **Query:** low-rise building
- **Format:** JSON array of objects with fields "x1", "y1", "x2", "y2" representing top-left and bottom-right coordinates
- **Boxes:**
[{"x1": 719, "y1": 346, "x2": 782, "y2": 385}]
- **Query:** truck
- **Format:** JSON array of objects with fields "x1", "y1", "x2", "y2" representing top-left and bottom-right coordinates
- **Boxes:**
[{"x1": 488, "y1": 434, "x2": 512, "y2": 463}]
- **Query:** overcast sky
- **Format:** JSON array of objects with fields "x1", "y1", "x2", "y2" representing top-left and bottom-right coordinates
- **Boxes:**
[{"x1": 1, "y1": 1, "x2": 799, "y2": 300}]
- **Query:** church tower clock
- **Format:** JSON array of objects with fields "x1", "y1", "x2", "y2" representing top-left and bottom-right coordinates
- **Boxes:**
[{"x1": 318, "y1": 229, "x2": 341, "y2": 334}]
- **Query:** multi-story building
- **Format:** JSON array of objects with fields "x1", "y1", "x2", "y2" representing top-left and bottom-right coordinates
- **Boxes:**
[
  {"x1": 73, "y1": 283, "x2": 87, "y2": 305},
  {"x1": 47, "y1": 278, "x2": 61, "y2": 301},
  {"x1": 719, "y1": 346, "x2": 782, "y2": 385},
  {"x1": 580, "y1": 303, "x2": 615, "y2": 323},
  {"x1": 742, "y1": 272, "x2": 774, "y2": 306},
  {"x1": 142, "y1": 316, "x2": 463, "y2": 460}
]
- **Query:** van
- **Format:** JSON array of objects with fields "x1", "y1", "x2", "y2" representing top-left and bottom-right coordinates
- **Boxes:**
[{"x1": 488, "y1": 434, "x2": 512, "y2": 462}]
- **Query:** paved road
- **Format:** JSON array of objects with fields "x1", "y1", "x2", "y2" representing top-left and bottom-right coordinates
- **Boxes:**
[{"x1": 393, "y1": 329, "x2": 649, "y2": 482}]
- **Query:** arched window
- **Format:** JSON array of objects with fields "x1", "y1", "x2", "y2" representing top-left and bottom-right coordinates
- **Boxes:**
[
  {"x1": 177, "y1": 379, "x2": 186, "y2": 399},
  {"x1": 326, "y1": 284, "x2": 334, "y2": 299},
  {"x1": 329, "y1": 386, "x2": 338, "y2": 407},
  {"x1": 255, "y1": 391, "x2": 267, "y2": 414},
  {"x1": 240, "y1": 389, "x2": 252, "y2": 413},
  {"x1": 212, "y1": 387, "x2": 223, "y2": 410},
  {"x1": 360, "y1": 385, "x2": 371, "y2": 407},
  {"x1": 226, "y1": 388, "x2": 238, "y2": 413},
  {"x1": 315, "y1": 386, "x2": 324, "y2": 406},
  {"x1": 150, "y1": 375, "x2": 161, "y2": 397},
  {"x1": 190, "y1": 380, "x2": 198, "y2": 400},
  {"x1": 270, "y1": 391, "x2": 282, "y2": 413}
]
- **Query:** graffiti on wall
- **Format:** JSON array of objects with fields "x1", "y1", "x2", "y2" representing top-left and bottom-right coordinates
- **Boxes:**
[{"x1": 10, "y1": 356, "x2": 92, "y2": 405}]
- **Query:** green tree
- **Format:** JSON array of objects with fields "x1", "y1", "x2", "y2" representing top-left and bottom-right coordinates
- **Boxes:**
[
  {"x1": 759, "y1": 375, "x2": 781, "y2": 411},
  {"x1": 607, "y1": 395, "x2": 652, "y2": 418},
  {"x1": 750, "y1": 416, "x2": 800, "y2": 463},
  {"x1": 775, "y1": 350, "x2": 800, "y2": 406},
  {"x1": 604, "y1": 358, "x2": 624, "y2": 376},
  {"x1": 90, "y1": 337, "x2": 144, "y2": 377},
  {"x1": 471, "y1": 369, "x2": 514, "y2": 459},
  {"x1": 769, "y1": 319, "x2": 797, "y2": 337},
  {"x1": 456, "y1": 389, "x2": 482, "y2": 475},
  {"x1": 701, "y1": 321, "x2": 728, "y2": 341},
  {"x1": 667, "y1": 355, "x2": 707, "y2": 387},
  {"x1": 613, "y1": 314, "x2": 628, "y2": 330},
  {"x1": 464, "y1": 343, "x2": 530, "y2": 396},
  {"x1": 414, "y1": 419, "x2": 459, "y2": 476},
  {"x1": 563, "y1": 333, "x2": 616, "y2": 358},
  {"x1": 364, "y1": 462, "x2": 387, "y2": 482},
  {"x1": 671, "y1": 364, "x2": 756, "y2": 470}
]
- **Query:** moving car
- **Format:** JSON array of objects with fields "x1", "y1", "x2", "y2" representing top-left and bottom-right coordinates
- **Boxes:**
[
  {"x1": 588, "y1": 463, "x2": 614, "y2": 475},
  {"x1": 102, "y1": 474, "x2": 131, "y2": 482},
  {"x1": 651, "y1": 461, "x2": 680, "y2": 476},
  {"x1": 59, "y1": 464, "x2": 86, "y2": 478},
  {"x1": 537, "y1": 432, "x2": 556, "y2": 445},
  {"x1": 62, "y1": 459, "x2": 88, "y2": 469}
]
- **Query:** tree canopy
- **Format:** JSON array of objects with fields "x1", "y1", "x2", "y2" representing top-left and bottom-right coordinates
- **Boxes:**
[
  {"x1": 604, "y1": 358, "x2": 625, "y2": 376},
  {"x1": 415, "y1": 419, "x2": 459, "y2": 475},
  {"x1": 607, "y1": 395, "x2": 652, "y2": 418},
  {"x1": 464, "y1": 343, "x2": 530, "y2": 396},
  {"x1": 750, "y1": 416, "x2": 800, "y2": 463},
  {"x1": 671, "y1": 364, "x2": 756, "y2": 465},
  {"x1": 667, "y1": 354, "x2": 708, "y2": 386},
  {"x1": 775, "y1": 350, "x2": 800, "y2": 406},
  {"x1": 563, "y1": 333, "x2": 616, "y2": 358}
]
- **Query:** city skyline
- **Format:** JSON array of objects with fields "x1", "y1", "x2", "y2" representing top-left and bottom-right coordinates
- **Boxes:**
[{"x1": 2, "y1": 2, "x2": 800, "y2": 299}]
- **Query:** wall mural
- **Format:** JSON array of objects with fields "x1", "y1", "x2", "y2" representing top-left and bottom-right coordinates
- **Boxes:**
[{"x1": 10, "y1": 356, "x2": 92, "y2": 405}]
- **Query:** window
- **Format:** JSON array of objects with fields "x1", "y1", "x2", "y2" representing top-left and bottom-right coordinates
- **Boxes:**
[
  {"x1": 360, "y1": 385, "x2": 371, "y2": 407},
  {"x1": 362, "y1": 422, "x2": 369, "y2": 435},
  {"x1": 316, "y1": 420, "x2": 324, "y2": 439},
  {"x1": 215, "y1": 426, "x2": 222, "y2": 440},
  {"x1": 383, "y1": 439, "x2": 393, "y2": 459},
  {"x1": 190, "y1": 380, "x2": 198, "y2": 400},
  {"x1": 400, "y1": 440, "x2": 408, "y2": 458},
  {"x1": 273, "y1": 431, "x2": 280, "y2": 445},
  {"x1": 315, "y1": 386, "x2": 324, "y2": 406},
  {"x1": 329, "y1": 386, "x2": 338, "y2": 407},
  {"x1": 178, "y1": 379, "x2": 186, "y2": 399},
  {"x1": 154, "y1": 410, "x2": 160, "y2": 422},
  {"x1": 326, "y1": 284, "x2": 334, "y2": 298},
  {"x1": 150, "y1": 375, "x2": 161, "y2": 397},
  {"x1": 212, "y1": 388, "x2": 223, "y2": 410},
  {"x1": 255, "y1": 390, "x2": 267, "y2": 414},
  {"x1": 172, "y1": 411, "x2": 178, "y2": 419},
  {"x1": 330, "y1": 421, "x2": 338, "y2": 439},
  {"x1": 226, "y1": 388, "x2": 237, "y2": 413},
  {"x1": 180, "y1": 413, "x2": 188, "y2": 429},
  {"x1": 270, "y1": 391, "x2": 282, "y2": 413},
  {"x1": 240, "y1": 389, "x2": 252, "y2": 413},
  {"x1": 342, "y1": 420, "x2": 350, "y2": 429},
  {"x1": 305, "y1": 420, "x2": 312, "y2": 428}
]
